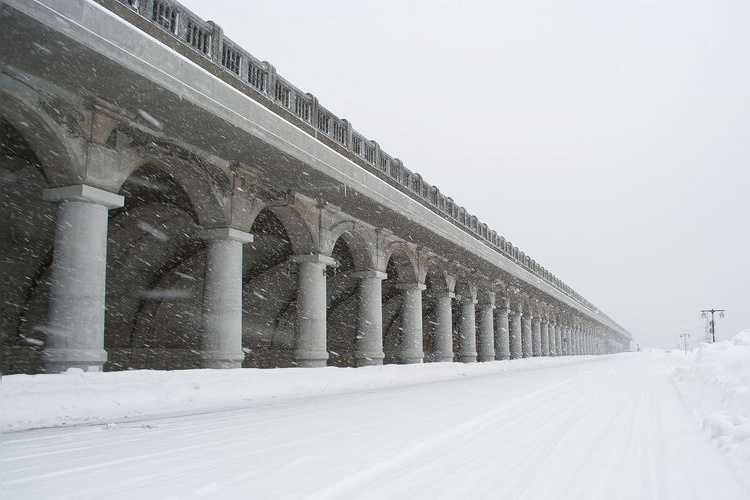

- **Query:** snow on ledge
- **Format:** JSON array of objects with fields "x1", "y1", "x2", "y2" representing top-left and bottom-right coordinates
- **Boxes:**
[{"x1": 1, "y1": 355, "x2": 609, "y2": 432}]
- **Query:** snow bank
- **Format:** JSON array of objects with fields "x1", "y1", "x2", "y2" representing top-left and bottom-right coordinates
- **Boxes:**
[
  {"x1": 1, "y1": 355, "x2": 601, "y2": 432},
  {"x1": 672, "y1": 329, "x2": 750, "y2": 470}
]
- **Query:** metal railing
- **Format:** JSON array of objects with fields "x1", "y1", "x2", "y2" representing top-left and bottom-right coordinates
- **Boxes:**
[{"x1": 113, "y1": 0, "x2": 625, "y2": 333}]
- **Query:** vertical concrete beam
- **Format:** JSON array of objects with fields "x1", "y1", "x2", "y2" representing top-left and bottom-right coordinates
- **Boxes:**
[
  {"x1": 432, "y1": 291, "x2": 455, "y2": 362},
  {"x1": 42, "y1": 185, "x2": 124, "y2": 373},
  {"x1": 494, "y1": 303, "x2": 511, "y2": 360},
  {"x1": 200, "y1": 228, "x2": 254, "y2": 369},
  {"x1": 531, "y1": 316, "x2": 542, "y2": 357},
  {"x1": 477, "y1": 291, "x2": 495, "y2": 362},
  {"x1": 548, "y1": 322, "x2": 557, "y2": 357},
  {"x1": 458, "y1": 291, "x2": 478, "y2": 363},
  {"x1": 292, "y1": 254, "x2": 336, "y2": 367},
  {"x1": 510, "y1": 309, "x2": 523, "y2": 359},
  {"x1": 521, "y1": 313, "x2": 533, "y2": 358},
  {"x1": 354, "y1": 270, "x2": 387, "y2": 366},
  {"x1": 398, "y1": 282, "x2": 426, "y2": 364},
  {"x1": 541, "y1": 319, "x2": 550, "y2": 356}
]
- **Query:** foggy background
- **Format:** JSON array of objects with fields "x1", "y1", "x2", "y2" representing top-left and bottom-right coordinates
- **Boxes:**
[{"x1": 180, "y1": 0, "x2": 750, "y2": 349}]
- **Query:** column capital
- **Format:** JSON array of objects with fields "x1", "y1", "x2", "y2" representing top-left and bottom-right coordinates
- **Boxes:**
[
  {"x1": 434, "y1": 290, "x2": 456, "y2": 299},
  {"x1": 290, "y1": 253, "x2": 337, "y2": 266},
  {"x1": 43, "y1": 184, "x2": 124, "y2": 208},
  {"x1": 352, "y1": 270, "x2": 388, "y2": 280},
  {"x1": 477, "y1": 290, "x2": 496, "y2": 307},
  {"x1": 396, "y1": 282, "x2": 427, "y2": 291},
  {"x1": 199, "y1": 227, "x2": 254, "y2": 243}
]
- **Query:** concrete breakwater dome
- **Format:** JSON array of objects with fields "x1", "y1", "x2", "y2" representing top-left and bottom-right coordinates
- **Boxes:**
[{"x1": 1, "y1": 0, "x2": 630, "y2": 374}]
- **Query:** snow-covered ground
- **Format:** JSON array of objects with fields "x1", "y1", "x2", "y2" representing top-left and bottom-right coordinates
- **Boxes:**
[{"x1": 2, "y1": 338, "x2": 749, "y2": 499}]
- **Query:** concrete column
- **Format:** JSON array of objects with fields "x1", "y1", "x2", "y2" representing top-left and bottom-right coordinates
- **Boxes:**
[
  {"x1": 521, "y1": 313, "x2": 533, "y2": 358},
  {"x1": 477, "y1": 292, "x2": 495, "y2": 362},
  {"x1": 509, "y1": 310, "x2": 522, "y2": 359},
  {"x1": 561, "y1": 325, "x2": 569, "y2": 355},
  {"x1": 458, "y1": 293, "x2": 478, "y2": 363},
  {"x1": 572, "y1": 327, "x2": 579, "y2": 355},
  {"x1": 548, "y1": 322, "x2": 556, "y2": 356},
  {"x1": 575, "y1": 329, "x2": 581, "y2": 355},
  {"x1": 291, "y1": 254, "x2": 336, "y2": 367},
  {"x1": 354, "y1": 270, "x2": 387, "y2": 366},
  {"x1": 494, "y1": 305, "x2": 511, "y2": 360},
  {"x1": 398, "y1": 282, "x2": 426, "y2": 364},
  {"x1": 432, "y1": 291, "x2": 455, "y2": 362},
  {"x1": 541, "y1": 319, "x2": 550, "y2": 356},
  {"x1": 584, "y1": 331, "x2": 589, "y2": 354},
  {"x1": 42, "y1": 185, "x2": 124, "y2": 373},
  {"x1": 531, "y1": 316, "x2": 542, "y2": 357},
  {"x1": 556, "y1": 324, "x2": 563, "y2": 356},
  {"x1": 200, "y1": 228, "x2": 254, "y2": 369}
]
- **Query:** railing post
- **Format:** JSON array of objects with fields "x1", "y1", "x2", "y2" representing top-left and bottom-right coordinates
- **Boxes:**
[
  {"x1": 343, "y1": 119, "x2": 353, "y2": 150},
  {"x1": 208, "y1": 20, "x2": 223, "y2": 63},
  {"x1": 308, "y1": 93, "x2": 319, "y2": 129},
  {"x1": 265, "y1": 62, "x2": 277, "y2": 98}
]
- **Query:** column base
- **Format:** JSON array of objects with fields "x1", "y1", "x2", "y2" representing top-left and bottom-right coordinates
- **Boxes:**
[
  {"x1": 293, "y1": 350, "x2": 329, "y2": 367},
  {"x1": 43, "y1": 348, "x2": 107, "y2": 373},
  {"x1": 435, "y1": 355, "x2": 455, "y2": 363},
  {"x1": 355, "y1": 353, "x2": 385, "y2": 367},
  {"x1": 459, "y1": 353, "x2": 477, "y2": 363},
  {"x1": 478, "y1": 354, "x2": 495, "y2": 362},
  {"x1": 399, "y1": 354, "x2": 424, "y2": 364},
  {"x1": 200, "y1": 351, "x2": 244, "y2": 369},
  {"x1": 496, "y1": 354, "x2": 510, "y2": 361}
]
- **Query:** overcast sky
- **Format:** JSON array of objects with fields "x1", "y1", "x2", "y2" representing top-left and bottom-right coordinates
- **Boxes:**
[{"x1": 180, "y1": 0, "x2": 749, "y2": 349}]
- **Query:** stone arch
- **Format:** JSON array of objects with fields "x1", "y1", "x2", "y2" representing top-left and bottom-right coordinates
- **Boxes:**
[
  {"x1": 324, "y1": 219, "x2": 376, "y2": 272},
  {"x1": 116, "y1": 150, "x2": 229, "y2": 229},
  {"x1": 258, "y1": 203, "x2": 317, "y2": 256},
  {"x1": 242, "y1": 207, "x2": 297, "y2": 368},
  {"x1": 518, "y1": 294, "x2": 533, "y2": 316},
  {"x1": 323, "y1": 220, "x2": 378, "y2": 367},
  {"x1": 0, "y1": 117, "x2": 63, "y2": 373},
  {"x1": 1, "y1": 83, "x2": 84, "y2": 185},
  {"x1": 325, "y1": 238, "x2": 361, "y2": 367},
  {"x1": 422, "y1": 259, "x2": 453, "y2": 362},
  {"x1": 381, "y1": 242, "x2": 421, "y2": 364},
  {"x1": 104, "y1": 160, "x2": 213, "y2": 370},
  {"x1": 451, "y1": 278, "x2": 478, "y2": 359},
  {"x1": 382, "y1": 241, "x2": 419, "y2": 284}
]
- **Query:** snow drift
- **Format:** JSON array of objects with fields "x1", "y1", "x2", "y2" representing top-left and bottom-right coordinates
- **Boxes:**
[
  {"x1": 672, "y1": 329, "x2": 750, "y2": 472},
  {"x1": 1, "y1": 354, "x2": 595, "y2": 432}
]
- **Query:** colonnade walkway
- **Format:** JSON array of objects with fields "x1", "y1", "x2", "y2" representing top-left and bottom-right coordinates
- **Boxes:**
[{"x1": 3, "y1": 353, "x2": 746, "y2": 499}]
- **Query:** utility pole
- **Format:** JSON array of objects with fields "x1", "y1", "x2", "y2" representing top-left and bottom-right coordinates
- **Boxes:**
[
  {"x1": 700, "y1": 309, "x2": 726, "y2": 343},
  {"x1": 679, "y1": 333, "x2": 690, "y2": 354}
]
